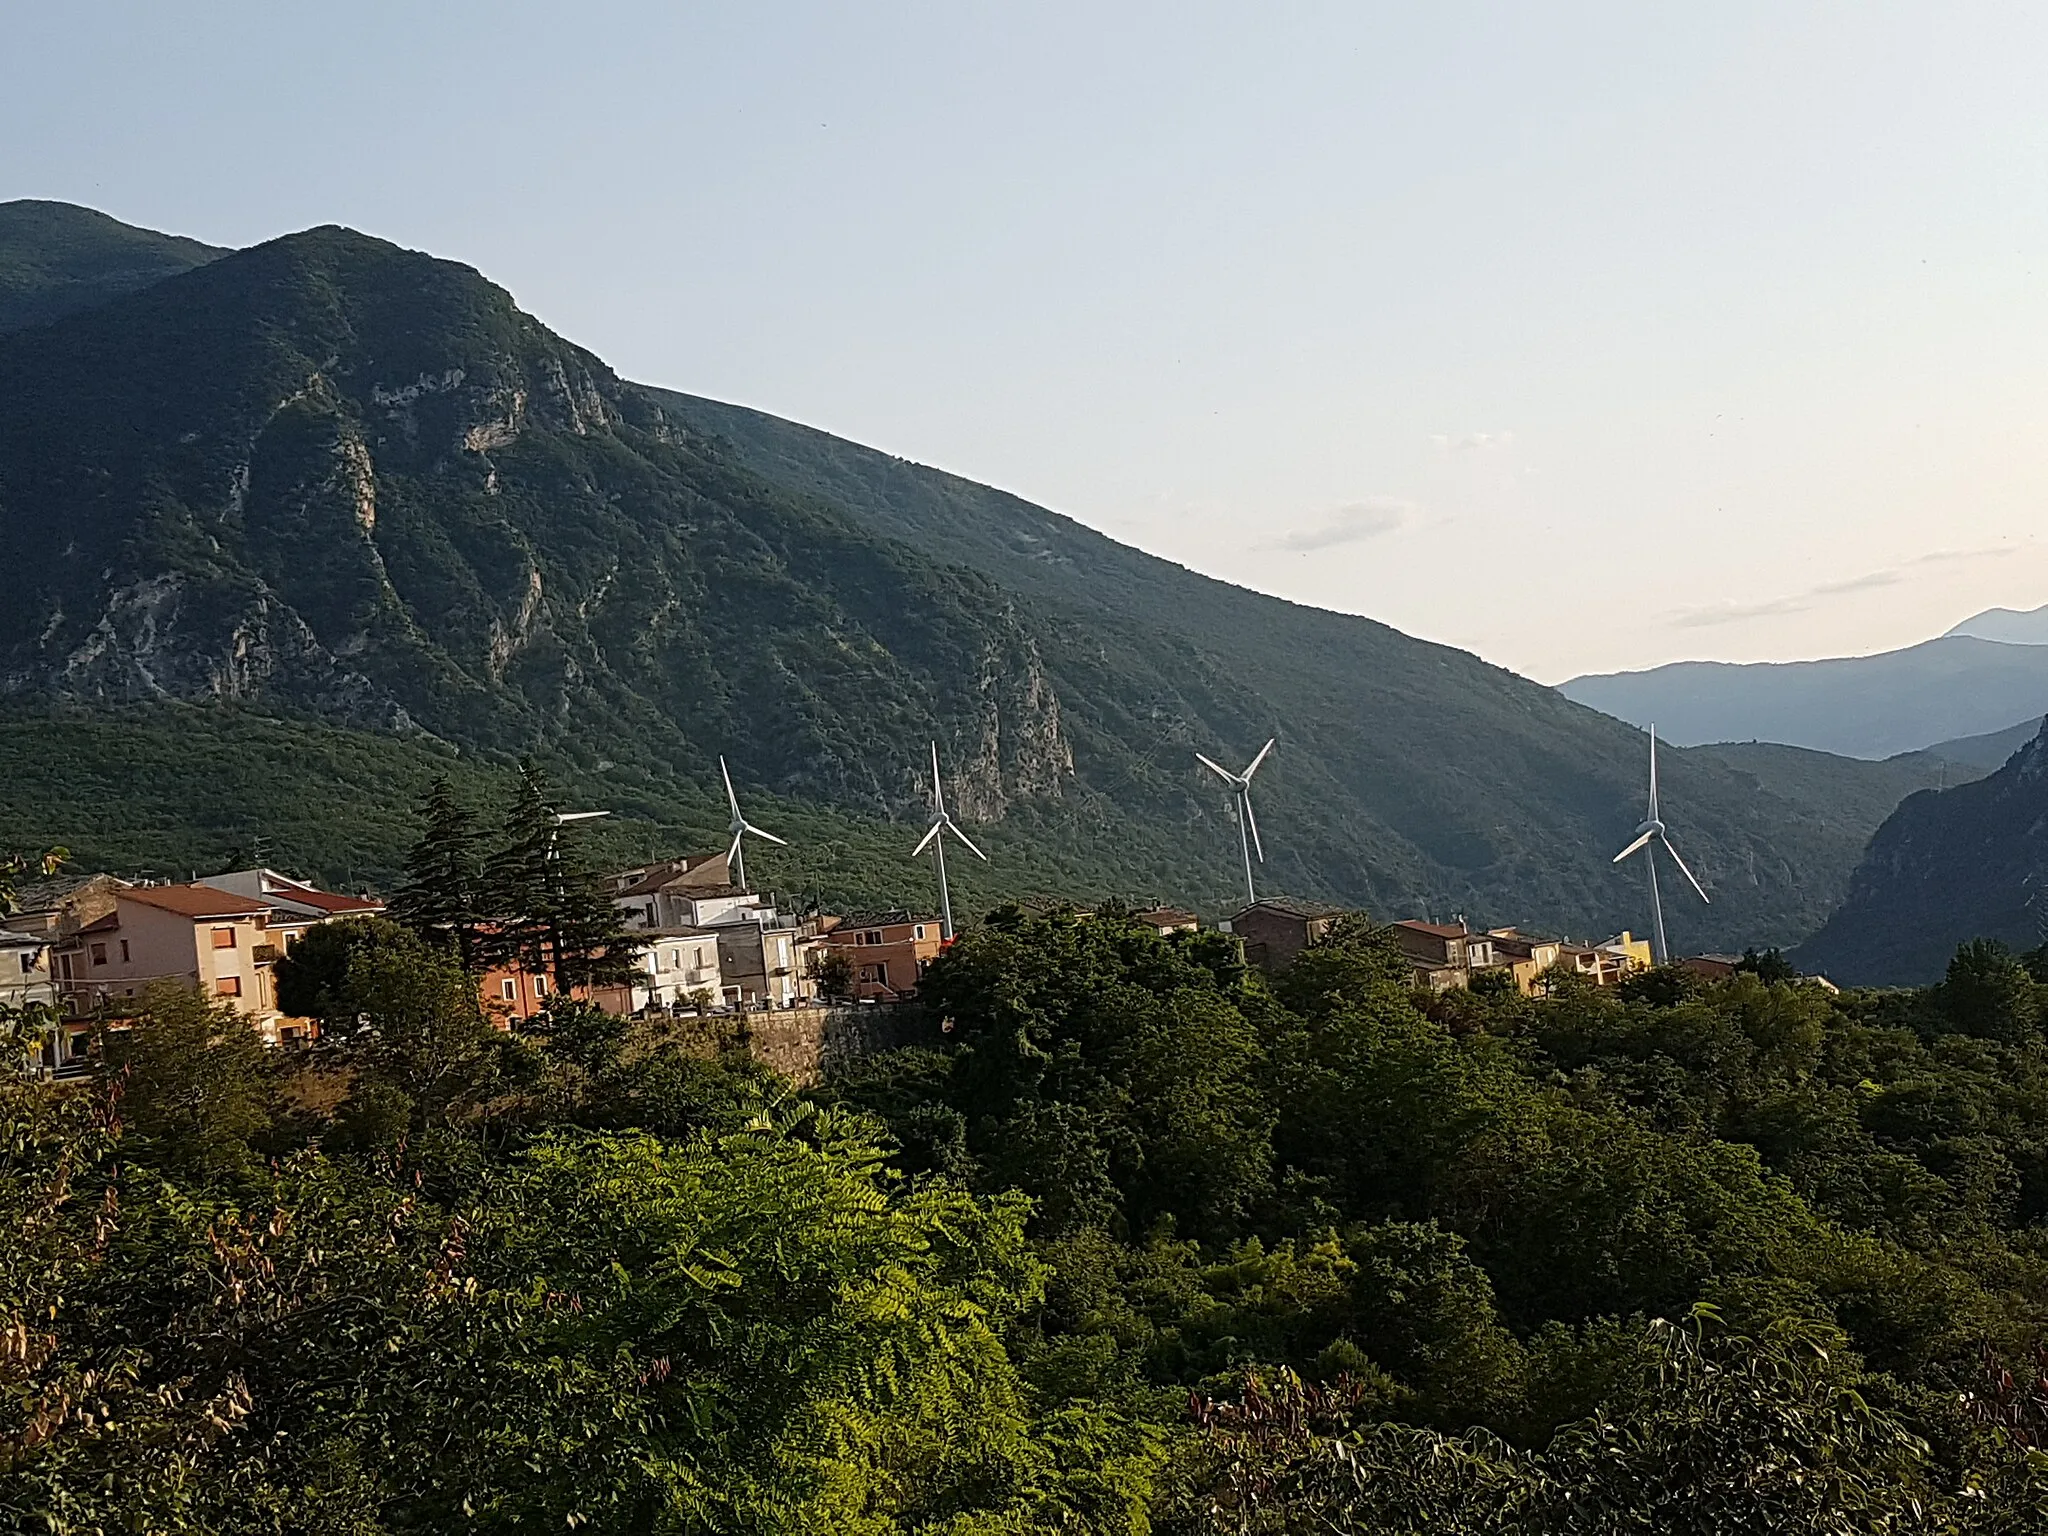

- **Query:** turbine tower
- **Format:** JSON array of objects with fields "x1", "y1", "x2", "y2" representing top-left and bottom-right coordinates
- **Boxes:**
[
  {"x1": 1197, "y1": 738, "x2": 1276, "y2": 908},
  {"x1": 1610, "y1": 725, "x2": 1709, "y2": 963},
  {"x1": 912, "y1": 742, "x2": 987, "y2": 940},
  {"x1": 720, "y1": 756, "x2": 788, "y2": 894}
]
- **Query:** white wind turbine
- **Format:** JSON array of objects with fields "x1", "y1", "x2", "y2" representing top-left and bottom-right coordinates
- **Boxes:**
[
  {"x1": 912, "y1": 742, "x2": 987, "y2": 940},
  {"x1": 1610, "y1": 725, "x2": 1709, "y2": 963},
  {"x1": 720, "y1": 756, "x2": 787, "y2": 894},
  {"x1": 1197, "y1": 738, "x2": 1276, "y2": 908}
]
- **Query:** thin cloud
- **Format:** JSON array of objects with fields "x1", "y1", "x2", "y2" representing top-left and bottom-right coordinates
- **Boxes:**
[
  {"x1": 1431, "y1": 431, "x2": 1513, "y2": 453},
  {"x1": 1278, "y1": 498, "x2": 1414, "y2": 551},
  {"x1": 1670, "y1": 546, "x2": 2015, "y2": 629}
]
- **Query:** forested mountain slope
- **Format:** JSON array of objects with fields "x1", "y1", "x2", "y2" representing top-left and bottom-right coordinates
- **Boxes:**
[
  {"x1": 0, "y1": 214, "x2": 1931, "y2": 945},
  {"x1": 0, "y1": 198, "x2": 222, "y2": 335},
  {"x1": 1794, "y1": 721, "x2": 2048, "y2": 984}
]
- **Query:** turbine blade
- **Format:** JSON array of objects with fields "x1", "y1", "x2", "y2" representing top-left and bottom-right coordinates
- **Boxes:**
[
  {"x1": 1243, "y1": 737, "x2": 1276, "y2": 780},
  {"x1": 1661, "y1": 838, "x2": 1711, "y2": 903},
  {"x1": 1647, "y1": 727, "x2": 1660, "y2": 821},
  {"x1": 930, "y1": 742, "x2": 948, "y2": 816},
  {"x1": 1195, "y1": 752, "x2": 1236, "y2": 783},
  {"x1": 720, "y1": 756, "x2": 742, "y2": 819},
  {"x1": 727, "y1": 827, "x2": 745, "y2": 869},
  {"x1": 912, "y1": 820, "x2": 944, "y2": 858},
  {"x1": 1241, "y1": 791, "x2": 1265, "y2": 862},
  {"x1": 946, "y1": 818, "x2": 990, "y2": 861},
  {"x1": 744, "y1": 822, "x2": 789, "y2": 847},
  {"x1": 1611, "y1": 829, "x2": 1654, "y2": 864}
]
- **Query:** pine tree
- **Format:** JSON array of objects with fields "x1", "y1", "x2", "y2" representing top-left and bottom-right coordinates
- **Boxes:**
[
  {"x1": 476, "y1": 760, "x2": 644, "y2": 995},
  {"x1": 389, "y1": 777, "x2": 486, "y2": 968}
]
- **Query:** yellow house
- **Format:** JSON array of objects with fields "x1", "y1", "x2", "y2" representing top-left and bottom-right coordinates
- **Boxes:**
[{"x1": 54, "y1": 884, "x2": 296, "y2": 1046}]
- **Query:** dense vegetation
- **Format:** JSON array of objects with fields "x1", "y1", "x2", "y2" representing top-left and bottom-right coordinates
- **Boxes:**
[
  {"x1": 1797, "y1": 721, "x2": 2048, "y2": 984},
  {"x1": 13, "y1": 888, "x2": 2048, "y2": 1530},
  {"x1": 0, "y1": 199, "x2": 220, "y2": 336},
  {"x1": 0, "y1": 205, "x2": 1965, "y2": 948}
]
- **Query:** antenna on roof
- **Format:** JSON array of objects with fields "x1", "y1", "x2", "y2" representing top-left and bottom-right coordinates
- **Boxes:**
[
  {"x1": 719, "y1": 757, "x2": 788, "y2": 895},
  {"x1": 912, "y1": 742, "x2": 987, "y2": 941},
  {"x1": 1609, "y1": 725, "x2": 1709, "y2": 964},
  {"x1": 1196, "y1": 738, "x2": 1276, "y2": 908}
]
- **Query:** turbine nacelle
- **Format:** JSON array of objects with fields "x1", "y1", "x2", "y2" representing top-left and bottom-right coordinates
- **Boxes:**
[{"x1": 1197, "y1": 738, "x2": 1277, "y2": 905}]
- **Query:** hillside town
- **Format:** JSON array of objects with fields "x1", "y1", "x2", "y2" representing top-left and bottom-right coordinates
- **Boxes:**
[{"x1": 0, "y1": 839, "x2": 1747, "y2": 1075}]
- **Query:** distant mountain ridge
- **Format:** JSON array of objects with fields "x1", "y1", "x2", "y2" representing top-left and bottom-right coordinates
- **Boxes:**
[
  {"x1": 1560, "y1": 635, "x2": 2048, "y2": 759},
  {"x1": 1948, "y1": 603, "x2": 2048, "y2": 646},
  {"x1": 1794, "y1": 720, "x2": 2048, "y2": 984},
  {"x1": 0, "y1": 202, "x2": 1964, "y2": 948},
  {"x1": 0, "y1": 200, "x2": 223, "y2": 336}
]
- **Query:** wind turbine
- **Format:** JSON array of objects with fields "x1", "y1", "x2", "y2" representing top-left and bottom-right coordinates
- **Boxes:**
[
  {"x1": 1610, "y1": 725, "x2": 1709, "y2": 963},
  {"x1": 719, "y1": 756, "x2": 787, "y2": 894},
  {"x1": 912, "y1": 742, "x2": 987, "y2": 940},
  {"x1": 1197, "y1": 738, "x2": 1276, "y2": 908}
]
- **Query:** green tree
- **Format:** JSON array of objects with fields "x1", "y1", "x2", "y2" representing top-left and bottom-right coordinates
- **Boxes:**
[
  {"x1": 91, "y1": 982, "x2": 274, "y2": 1173},
  {"x1": 478, "y1": 759, "x2": 644, "y2": 994},
  {"x1": 388, "y1": 774, "x2": 487, "y2": 967}
]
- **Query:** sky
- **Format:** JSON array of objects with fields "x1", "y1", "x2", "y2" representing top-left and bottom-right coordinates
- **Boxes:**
[{"x1": 7, "y1": 1, "x2": 2046, "y2": 682}]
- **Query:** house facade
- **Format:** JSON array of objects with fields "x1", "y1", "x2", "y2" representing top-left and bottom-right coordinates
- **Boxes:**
[
  {"x1": 1226, "y1": 897, "x2": 1350, "y2": 973},
  {"x1": 52, "y1": 884, "x2": 296, "y2": 1045},
  {"x1": 814, "y1": 911, "x2": 943, "y2": 1001},
  {"x1": 589, "y1": 928, "x2": 726, "y2": 1015}
]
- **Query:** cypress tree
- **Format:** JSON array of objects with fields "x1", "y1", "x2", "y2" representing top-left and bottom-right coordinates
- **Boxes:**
[
  {"x1": 389, "y1": 777, "x2": 485, "y2": 968},
  {"x1": 477, "y1": 760, "x2": 644, "y2": 995}
]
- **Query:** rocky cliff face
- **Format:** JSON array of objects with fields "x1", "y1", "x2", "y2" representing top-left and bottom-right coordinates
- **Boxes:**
[
  {"x1": 1794, "y1": 722, "x2": 2048, "y2": 984},
  {"x1": 0, "y1": 227, "x2": 1078, "y2": 820}
]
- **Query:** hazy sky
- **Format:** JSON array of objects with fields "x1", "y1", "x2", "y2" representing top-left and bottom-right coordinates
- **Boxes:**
[{"x1": 9, "y1": 2, "x2": 2046, "y2": 681}]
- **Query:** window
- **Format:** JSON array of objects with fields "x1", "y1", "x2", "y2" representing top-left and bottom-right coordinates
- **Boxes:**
[
  {"x1": 90, "y1": 943, "x2": 106, "y2": 966},
  {"x1": 500, "y1": 979, "x2": 517, "y2": 1001},
  {"x1": 914, "y1": 925, "x2": 928, "y2": 940},
  {"x1": 120, "y1": 940, "x2": 130, "y2": 962},
  {"x1": 862, "y1": 930, "x2": 884, "y2": 946},
  {"x1": 19, "y1": 953, "x2": 34, "y2": 974},
  {"x1": 215, "y1": 975, "x2": 242, "y2": 998},
  {"x1": 532, "y1": 975, "x2": 549, "y2": 996},
  {"x1": 212, "y1": 927, "x2": 237, "y2": 949}
]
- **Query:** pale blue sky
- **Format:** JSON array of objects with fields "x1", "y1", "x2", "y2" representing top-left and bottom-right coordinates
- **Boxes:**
[{"x1": 9, "y1": 2, "x2": 2046, "y2": 679}]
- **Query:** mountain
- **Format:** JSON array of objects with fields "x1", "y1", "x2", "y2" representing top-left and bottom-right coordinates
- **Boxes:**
[
  {"x1": 1560, "y1": 636, "x2": 2048, "y2": 759},
  {"x1": 1947, "y1": 603, "x2": 2048, "y2": 646},
  {"x1": 0, "y1": 210, "x2": 1946, "y2": 948},
  {"x1": 1921, "y1": 715, "x2": 2046, "y2": 774},
  {"x1": 0, "y1": 199, "x2": 223, "y2": 336},
  {"x1": 1793, "y1": 721, "x2": 2048, "y2": 985}
]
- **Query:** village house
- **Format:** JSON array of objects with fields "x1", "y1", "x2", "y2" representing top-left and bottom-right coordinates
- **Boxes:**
[
  {"x1": 1223, "y1": 896, "x2": 1350, "y2": 972},
  {"x1": 717, "y1": 918, "x2": 819, "y2": 1010},
  {"x1": 1389, "y1": 919, "x2": 1496, "y2": 991},
  {"x1": 814, "y1": 911, "x2": 944, "y2": 1002},
  {"x1": 611, "y1": 854, "x2": 759, "y2": 930},
  {"x1": 0, "y1": 926, "x2": 61, "y2": 1073},
  {"x1": 1483, "y1": 927, "x2": 1565, "y2": 994},
  {"x1": 1132, "y1": 906, "x2": 1200, "y2": 936},
  {"x1": 590, "y1": 929, "x2": 725, "y2": 1016},
  {"x1": 52, "y1": 884, "x2": 295, "y2": 1046}
]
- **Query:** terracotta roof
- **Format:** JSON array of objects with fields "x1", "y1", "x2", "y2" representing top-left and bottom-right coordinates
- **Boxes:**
[
  {"x1": 1394, "y1": 920, "x2": 1467, "y2": 939},
  {"x1": 830, "y1": 910, "x2": 939, "y2": 931},
  {"x1": 1134, "y1": 906, "x2": 1199, "y2": 927},
  {"x1": 1236, "y1": 897, "x2": 1350, "y2": 921},
  {"x1": 266, "y1": 883, "x2": 382, "y2": 914},
  {"x1": 612, "y1": 853, "x2": 731, "y2": 899},
  {"x1": 123, "y1": 884, "x2": 270, "y2": 920}
]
